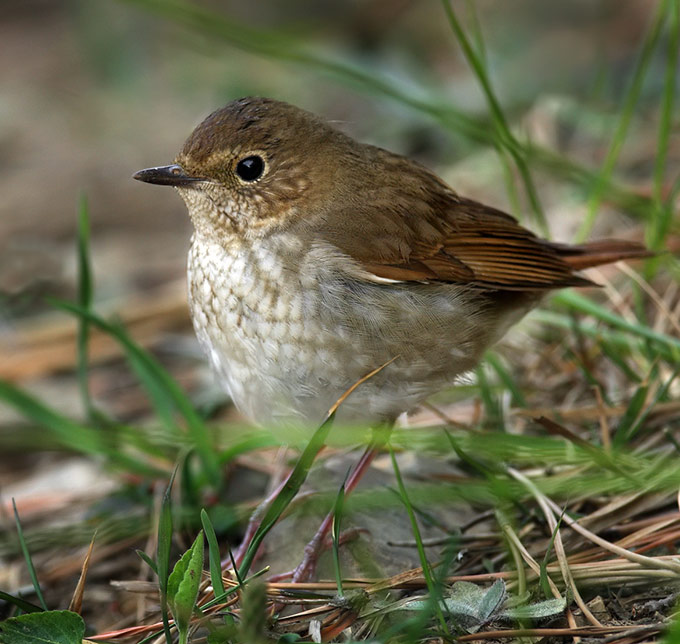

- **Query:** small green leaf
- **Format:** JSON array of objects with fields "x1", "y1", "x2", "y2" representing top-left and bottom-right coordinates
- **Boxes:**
[
  {"x1": 136, "y1": 549, "x2": 158, "y2": 575},
  {"x1": 0, "y1": 610, "x2": 85, "y2": 644},
  {"x1": 168, "y1": 531, "x2": 204, "y2": 638},
  {"x1": 402, "y1": 580, "x2": 486, "y2": 632},
  {"x1": 477, "y1": 579, "x2": 506, "y2": 623},
  {"x1": 501, "y1": 596, "x2": 567, "y2": 620},
  {"x1": 402, "y1": 581, "x2": 566, "y2": 632},
  {"x1": 207, "y1": 623, "x2": 237, "y2": 643},
  {"x1": 443, "y1": 581, "x2": 490, "y2": 628},
  {"x1": 662, "y1": 598, "x2": 680, "y2": 644}
]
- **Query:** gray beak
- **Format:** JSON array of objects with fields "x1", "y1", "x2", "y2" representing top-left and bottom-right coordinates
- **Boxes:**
[{"x1": 132, "y1": 164, "x2": 205, "y2": 186}]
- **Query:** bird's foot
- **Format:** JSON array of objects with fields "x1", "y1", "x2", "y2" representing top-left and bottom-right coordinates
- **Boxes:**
[{"x1": 268, "y1": 527, "x2": 364, "y2": 584}]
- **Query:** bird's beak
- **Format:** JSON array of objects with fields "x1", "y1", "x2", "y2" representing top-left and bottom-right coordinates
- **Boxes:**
[{"x1": 132, "y1": 164, "x2": 206, "y2": 186}]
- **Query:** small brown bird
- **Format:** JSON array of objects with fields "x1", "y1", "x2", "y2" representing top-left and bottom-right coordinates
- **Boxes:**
[
  {"x1": 134, "y1": 96, "x2": 647, "y2": 430},
  {"x1": 135, "y1": 97, "x2": 649, "y2": 580}
]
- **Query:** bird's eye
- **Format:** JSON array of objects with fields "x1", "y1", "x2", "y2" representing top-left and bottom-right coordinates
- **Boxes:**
[{"x1": 235, "y1": 156, "x2": 265, "y2": 182}]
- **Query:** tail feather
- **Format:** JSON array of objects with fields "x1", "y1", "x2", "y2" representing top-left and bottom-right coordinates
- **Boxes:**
[{"x1": 551, "y1": 239, "x2": 652, "y2": 271}]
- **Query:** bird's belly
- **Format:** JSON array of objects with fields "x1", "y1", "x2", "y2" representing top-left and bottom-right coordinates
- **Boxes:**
[{"x1": 187, "y1": 238, "x2": 516, "y2": 429}]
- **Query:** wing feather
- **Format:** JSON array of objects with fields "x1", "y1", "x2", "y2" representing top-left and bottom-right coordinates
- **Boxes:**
[{"x1": 311, "y1": 147, "x2": 648, "y2": 290}]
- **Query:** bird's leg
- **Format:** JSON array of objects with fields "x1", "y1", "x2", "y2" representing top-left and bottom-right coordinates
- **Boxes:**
[
  {"x1": 227, "y1": 468, "x2": 321, "y2": 571},
  {"x1": 226, "y1": 475, "x2": 290, "y2": 570},
  {"x1": 287, "y1": 423, "x2": 393, "y2": 584}
]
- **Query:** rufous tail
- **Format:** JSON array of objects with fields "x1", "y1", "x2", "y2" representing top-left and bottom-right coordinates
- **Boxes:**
[{"x1": 553, "y1": 239, "x2": 652, "y2": 270}]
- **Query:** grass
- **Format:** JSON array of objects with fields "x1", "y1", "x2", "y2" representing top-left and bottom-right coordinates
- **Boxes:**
[
  {"x1": 577, "y1": 0, "x2": 671, "y2": 243},
  {"x1": 1, "y1": 1, "x2": 679, "y2": 642}
]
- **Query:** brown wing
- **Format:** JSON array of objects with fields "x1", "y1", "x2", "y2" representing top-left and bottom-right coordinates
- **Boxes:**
[
  {"x1": 360, "y1": 198, "x2": 649, "y2": 290},
  {"x1": 313, "y1": 146, "x2": 648, "y2": 291},
  {"x1": 360, "y1": 197, "x2": 600, "y2": 290}
]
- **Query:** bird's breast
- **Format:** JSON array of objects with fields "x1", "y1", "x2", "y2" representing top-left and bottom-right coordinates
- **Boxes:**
[
  {"x1": 186, "y1": 234, "x2": 367, "y2": 426},
  {"x1": 186, "y1": 233, "x2": 508, "y2": 429}
]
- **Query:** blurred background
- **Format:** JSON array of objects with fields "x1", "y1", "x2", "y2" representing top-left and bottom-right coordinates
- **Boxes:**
[{"x1": 1, "y1": 0, "x2": 678, "y2": 634}]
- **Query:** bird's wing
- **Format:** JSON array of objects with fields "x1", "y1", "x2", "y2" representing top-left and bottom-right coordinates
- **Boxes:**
[
  {"x1": 308, "y1": 144, "x2": 649, "y2": 291},
  {"x1": 328, "y1": 193, "x2": 647, "y2": 291},
  {"x1": 359, "y1": 197, "x2": 597, "y2": 290}
]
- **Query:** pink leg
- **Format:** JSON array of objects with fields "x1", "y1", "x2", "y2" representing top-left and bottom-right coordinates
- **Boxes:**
[
  {"x1": 230, "y1": 424, "x2": 391, "y2": 580},
  {"x1": 288, "y1": 444, "x2": 381, "y2": 583},
  {"x1": 226, "y1": 475, "x2": 290, "y2": 570}
]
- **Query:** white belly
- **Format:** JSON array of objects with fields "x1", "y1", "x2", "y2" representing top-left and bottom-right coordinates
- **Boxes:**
[{"x1": 187, "y1": 234, "x2": 516, "y2": 429}]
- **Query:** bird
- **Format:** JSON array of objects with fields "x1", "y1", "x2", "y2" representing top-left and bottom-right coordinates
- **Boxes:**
[{"x1": 133, "y1": 96, "x2": 648, "y2": 578}]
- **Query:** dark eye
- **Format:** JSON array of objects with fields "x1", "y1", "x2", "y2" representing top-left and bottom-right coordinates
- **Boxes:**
[{"x1": 236, "y1": 156, "x2": 265, "y2": 182}]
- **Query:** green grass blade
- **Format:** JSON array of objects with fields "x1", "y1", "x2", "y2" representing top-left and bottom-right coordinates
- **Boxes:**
[
  {"x1": 444, "y1": 430, "x2": 502, "y2": 478},
  {"x1": 527, "y1": 144, "x2": 654, "y2": 222},
  {"x1": 0, "y1": 590, "x2": 43, "y2": 614},
  {"x1": 484, "y1": 352, "x2": 527, "y2": 408},
  {"x1": 577, "y1": 0, "x2": 669, "y2": 241},
  {"x1": 552, "y1": 291, "x2": 680, "y2": 357},
  {"x1": 75, "y1": 193, "x2": 96, "y2": 422},
  {"x1": 157, "y1": 467, "x2": 178, "y2": 644},
  {"x1": 531, "y1": 309, "x2": 675, "y2": 363},
  {"x1": 12, "y1": 500, "x2": 47, "y2": 611},
  {"x1": 331, "y1": 471, "x2": 349, "y2": 598},
  {"x1": 648, "y1": 0, "x2": 679, "y2": 252},
  {"x1": 49, "y1": 299, "x2": 221, "y2": 488},
  {"x1": 475, "y1": 364, "x2": 503, "y2": 429},
  {"x1": 123, "y1": 339, "x2": 181, "y2": 437},
  {"x1": 617, "y1": 366, "x2": 679, "y2": 446},
  {"x1": 614, "y1": 379, "x2": 651, "y2": 449},
  {"x1": 599, "y1": 339, "x2": 644, "y2": 384},
  {"x1": 463, "y1": 0, "x2": 487, "y2": 64},
  {"x1": 440, "y1": 0, "x2": 547, "y2": 233},
  {"x1": 136, "y1": 549, "x2": 159, "y2": 575},
  {"x1": 200, "y1": 509, "x2": 226, "y2": 599},
  {"x1": 119, "y1": 0, "x2": 484, "y2": 141},
  {"x1": 539, "y1": 511, "x2": 564, "y2": 599},
  {"x1": 497, "y1": 145, "x2": 524, "y2": 219},
  {"x1": 440, "y1": 1, "x2": 509, "y2": 143},
  {"x1": 237, "y1": 411, "x2": 336, "y2": 579},
  {"x1": 389, "y1": 447, "x2": 449, "y2": 636},
  {"x1": 218, "y1": 433, "x2": 280, "y2": 465},
  {"x1": 0, "y1": 381, "x2": 101, "y2": 455},
  {"x1": 228, "y1": 548, "x2": 244, "y2": 588},
  {"x1": 653, "y1": 0, "x2": 679, "y2": 207},
  {"x1": 0, "y1": 380, "x2": 163, "y2": 476}
]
